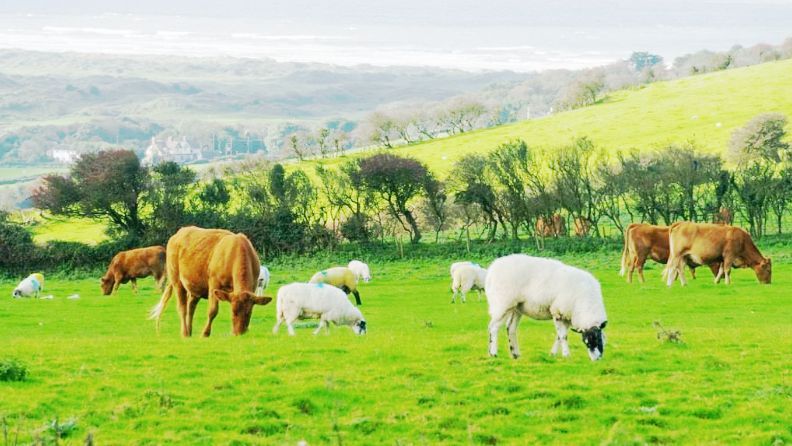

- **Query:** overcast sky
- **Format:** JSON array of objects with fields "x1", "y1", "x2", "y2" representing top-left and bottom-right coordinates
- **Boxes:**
[{"x1": 1, "y1": 0, "x2": 791, "y2": 71}]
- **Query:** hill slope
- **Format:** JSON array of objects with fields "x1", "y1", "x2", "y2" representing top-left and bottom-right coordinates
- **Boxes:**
[{"x1": 309, "y1": 59, "x2": 792, "y2": 175}]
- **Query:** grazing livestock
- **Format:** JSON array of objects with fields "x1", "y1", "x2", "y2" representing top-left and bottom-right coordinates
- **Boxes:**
[
  {"x1": 348, "y1": 260, "x2": 372, "y2": 283},
  {"x1": 149, "y1": 226, "x2": 272, "y2": 337},
  {"x1": 101, "y1": 246, "x2": 166, "y2": 295},
  {"x1": 309, "y1": 267, "x2": 362, "y2": 305},
  {"x1": 485, "y1": 254, "x2": 608, "y2": 361},
  {"x1": 12, "y1": 273, "x2": 44, "y2": 298},
  {"x1": 272, "y1": 282, "x2": 367, "y2": 336},
  {"x1": 256, "y1": 265, "x2": 271, "y2": 297},
  {"x1": 619, "y1": 223, "x2": 719, "y2": 283},
  {"x1": 666, "y1": 222, "x2": 771, "y2": 286},
  {"x1": 450, "y1": 262, "x2": 487, "y2": 303},
  {"x1": 713, "y1": 207, "x2": 734, "y2": 225},
  {"x1": 535, "y1": 214, "x2": 566, "y2": 237},
  {"x1": 573, "y1": 217, "x2": 592, "y2": 237}
]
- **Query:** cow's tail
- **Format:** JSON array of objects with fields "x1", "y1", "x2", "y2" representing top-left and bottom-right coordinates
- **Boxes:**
[
  {"x1": 619, "y1": 228, "x2": 630, "y2": 276},
  {"x1": 148, "y1": 282, "x2": 173, "y2": 333}
]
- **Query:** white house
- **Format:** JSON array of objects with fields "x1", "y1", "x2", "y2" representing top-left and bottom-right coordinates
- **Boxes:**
[{"x1": 142, "y1": 136, "x2": 203, "y2": 165}]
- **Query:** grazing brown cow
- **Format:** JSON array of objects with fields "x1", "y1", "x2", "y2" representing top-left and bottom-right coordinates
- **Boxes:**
[
  {"x1": 619, "y1": 223, "x2": 719, "y2": 283},
  {"x1": 100, "y1": 246, "x2": 166, "y2": 295},
  {"x1": 149, "y1": 226, "x2": 272, "y2": 336},
  {"x1": 535, "y1": 214, "x2": 566, "y2": 237},
  {"x1": 713, "y1": 207, "x2": 733, "y2": 225},
  {"x1": 573, "y1": 217, "x2": 592, "y2": 237},
  {"x1": 666, "y1": 222, "x2": 771, "y2": 286}
]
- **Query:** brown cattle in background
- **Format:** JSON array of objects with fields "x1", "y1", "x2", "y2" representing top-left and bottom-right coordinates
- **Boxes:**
[
  {"x1": 149, "y1": 226, "x2": 272, "y2": 336},
  {"x1": 101, "y1": 246, "x2": 166, "y2": 295},
  {"x1": 620, "y1": 223, "x2": 718, "y2": 283},
  {"x1": 666, "y1": 222, "x2": 771, "y2": 286},
  {"x1": 573, "y1": 217, "x2": 592, "y2": 237},
  {"x1": 713, "y1": 207, "x2": 733, "y2": 225},
  {"x1": 535, "y1": 214, "x2": 566, "y2": 237}
]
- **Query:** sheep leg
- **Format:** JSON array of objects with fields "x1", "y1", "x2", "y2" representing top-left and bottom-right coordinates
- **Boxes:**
[
  {"x1": 551, "y1": 319, "x2": 570, "y2": 357},
  {"x1": 272, "y1": 317, "x2": 282, "y2": 334},
  {"x1": 313, "y1": 319, "x2": 327, "y2": 335},
  {"x1": 506, "y1": 310, "x2": 522, "y2": 359},
  {"x1": 477, "y1": 289, "x2": 483, "y2": 302},
  {"x1": 461, "y1": 289, "x2": 467, "y2": 303},
  {"x1": 450, "y1": 287, "x2": 457, "y2": 304},
  {"x1": 488, "y1": 312, "x2": 509, "y2": 357},
  {"x1": 352, "y1": 290, "x2": 362, "y2": 306},
  {"x1": 286, "y1": 317, "x2": 297, "y2": 336}
]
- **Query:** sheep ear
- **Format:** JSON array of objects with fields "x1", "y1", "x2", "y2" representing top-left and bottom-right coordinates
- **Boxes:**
[{"x1": 600, "y1": 321, "x2": 608, "y2": 329}]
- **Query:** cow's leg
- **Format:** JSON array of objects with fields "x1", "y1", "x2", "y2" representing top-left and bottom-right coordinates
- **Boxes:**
[
  {"x1": 506, "y1": 310, "x2": 523, "y2": 359},
  {"x1": 689, "y1": 266, "x2": 697, "y2": 280},
  {"x1": 627, "y1": 257, "x2": 636, "y2": 283},
  {"x1": 722, "y1": 258, "x2": 733, "y2": 285},
  {"x1": 202, "y1": 296, "x2": 219, "y2": 337},
  {"x1": 131, "y1": 278, "x2": 138, "y2": 294},
  {"x1": 174, "y1": 285, "x2": 190, "y2": 337},
  {"x1": 636, "y1": 255, "x2": 647, "y2": 283},
  {"x1": 185, "y1": 294, "x2": 200, "y2": 337},
  {"x1": 112, "y1": 278, "x2": 122, "y2": 295},
  {"x1": 551, "y1": 318, "x2": 571, "y2": 357},
  {"x1": 488, "y1": 310, "x2": 509, "y2": 357},
  {"x1": 714, "y1": 264, "x2": 724, "y2": 284}
]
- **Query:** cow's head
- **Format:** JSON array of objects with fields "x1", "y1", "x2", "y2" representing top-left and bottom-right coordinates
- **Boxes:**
[
  {"x1": 755, "y1": 258, "x2": 772, "y2": 284},
  {"x1": 581, "y1": 321, "x2": 608, "y2": 361},
  {"x1": 100, "y1": 275, "x2": 115, "y2": 295},
  {"x1": 213, "y1": 289, "x2": 272, "y2": 335}
]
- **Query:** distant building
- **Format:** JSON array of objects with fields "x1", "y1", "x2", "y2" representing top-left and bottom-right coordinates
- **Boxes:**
[
  {"x1": 142, "y1": 136, "x2": 203, "y2": 165},
  {"x1": 47, "y1": 149, "x2": 79, "y2": 164}
]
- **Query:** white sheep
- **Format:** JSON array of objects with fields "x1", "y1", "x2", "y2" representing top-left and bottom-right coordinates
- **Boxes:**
[
  {"x1": 485, "y1": 254, "x2": 608, "y2": 361},
  {"x1": 348, "y1": 260, "x2": 372, "y2": 283},
  {"x1": 256, "y1": 265, "x2": 271, "y2": 296},
  {"x1": 450, "y1": 262, "x2": 487, "y2": 303},
  {"x1": 309, "y1": 266, "x2": 362, "y2": 305},
  {"x1": 12, "y1": 273, "x2": 44, "y2": 298},
  {"x1": 272, "y1": 282, "x2": 367, "y2": 336}
]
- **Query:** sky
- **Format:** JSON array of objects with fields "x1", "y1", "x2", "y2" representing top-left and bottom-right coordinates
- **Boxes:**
[{"x1": 1, "y1": 0, "x2": 791, "y2": 72}]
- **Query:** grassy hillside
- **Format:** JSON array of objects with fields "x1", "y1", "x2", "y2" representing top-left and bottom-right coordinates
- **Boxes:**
[
  {"x1": 0, "y1": 253, "x2": 789, "y2": 444},
  {"x1": 307, "y1": 59, "x2": 792, "y2": 175}
]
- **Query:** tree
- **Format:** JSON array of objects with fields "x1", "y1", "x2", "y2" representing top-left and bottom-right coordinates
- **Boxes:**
[
  {"x1": 146, "y1": 161, "x2": 197, "y2": 243},
  {"x1": 32, "y1": 149, "x2": 148, "y2": 238},
  {"x1": 355, "y1": 153, "x2": 429, "y2": 244},
  {"x1": 550, "y1": 138, "x2": 600, "y2": 236},
  {"x1": 316, "y1": 160, "x2": 374, "y2": 241},
  {"x1": 316, "y1": 127, "x2": 331, "y2": 158},
  {"x1": 367, "y1": 112, "x2": 397, "y2": 148},
  {"x1": 629, "y1": 52, "x2": 663, "y2": 71},
  {"x1": 289, "y1": 134, "x2": 306, "y2": 161},
  {"x1": 449, "y1": 154, "x2": 504, "y2": 241},
  {"x1": 727, "y1": 113, "x2": 791, "y2": 237},
  {"x1": 487, "y1": 140, "x2": 532, "y2": 239},
  {"x1": 421, "y1": 173, "x2": 449, "y2": 243},
  {"x1": 559, "y1": 74, "x2": 605, "y2": 110}
]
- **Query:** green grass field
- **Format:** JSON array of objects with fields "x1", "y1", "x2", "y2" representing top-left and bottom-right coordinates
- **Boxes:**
[
  {"x1": 27, "y1": 216, "x2": 108, "y2": 246},
  {"x1": 1, "y1": 252, "x2": 789, "y2": 445},
  {"x1": 303, "y1": 59, "x2": 792, "y2": 175}
]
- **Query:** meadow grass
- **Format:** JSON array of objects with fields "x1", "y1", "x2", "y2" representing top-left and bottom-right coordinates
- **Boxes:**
[
  {"x1": 28, "y1": 215, "x2": 108, "y2": 245},
  {"x1": 303, "y1": 58, "x2": 792, "y2": 175},
  {"x1": 1, "y1": 252, "x2": 789, "y2": 445}
]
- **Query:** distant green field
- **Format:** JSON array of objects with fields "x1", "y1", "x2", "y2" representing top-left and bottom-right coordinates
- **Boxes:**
[
  {"x1": 0, "y1": 167, "x2": 66, "y2": 182},
  {"x1": 304, "y1": 59, "x2": 792, "y2": 175},
  {"x1": 28, "y1": 216, "x2": 108, "y2": 245},
  {"x1": 1, "y1": 252, "x2": 789, "y2": 444}
]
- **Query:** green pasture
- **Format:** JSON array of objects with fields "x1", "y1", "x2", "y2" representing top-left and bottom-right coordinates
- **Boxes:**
[
  {"x1": 1, "y1": 252, "x2": 790, "y2": 445},
  {"x1": 304, "y1": 58, "x2": 792, "y2": 175},
  {"x1": 27, "y1": 216, "x2": 108, "y2": 246}
]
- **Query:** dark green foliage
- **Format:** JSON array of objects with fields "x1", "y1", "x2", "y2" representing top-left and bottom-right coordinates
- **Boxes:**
[
  {"x1": 0, "y1": 212, "x2": 36, "y2": 274},
  {"x1": 0, "y1": 358, "x2": 27, "y2": 382}
]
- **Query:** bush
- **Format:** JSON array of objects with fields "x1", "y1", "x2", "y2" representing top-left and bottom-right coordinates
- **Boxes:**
[
  {"x1": 0, "y1": 212, "x2": 37, "y2": 274},
  {"x1": 0, "y1": 358, "x2": 28, "y2": 382}
]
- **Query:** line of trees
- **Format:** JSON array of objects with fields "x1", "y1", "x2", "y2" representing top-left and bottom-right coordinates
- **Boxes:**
[{"x1": 19, "y1": 113, "x2": 791, "y2": 263}]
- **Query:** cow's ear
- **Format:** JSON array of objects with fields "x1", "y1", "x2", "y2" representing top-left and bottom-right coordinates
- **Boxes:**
[
  {"x1": 251, "y1": 295, "x2": 273, "y2": 306},
  {"x1": 213, "y1": 289, "x2": 232, "y2": 302}
]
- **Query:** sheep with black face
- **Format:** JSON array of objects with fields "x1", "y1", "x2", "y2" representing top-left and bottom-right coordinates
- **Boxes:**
[{"x1": 485, "y1": 254, "x2": 608, "y2": 361}]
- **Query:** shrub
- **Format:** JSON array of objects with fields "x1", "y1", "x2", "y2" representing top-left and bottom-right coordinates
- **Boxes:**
[{"x1": 0, "y1": 358, "x2": 28, "y2": 382}]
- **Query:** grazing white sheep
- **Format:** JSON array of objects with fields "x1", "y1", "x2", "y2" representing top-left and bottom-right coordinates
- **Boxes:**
[
  {"x1": 309, "y1": 266, "x2": 362, "y2": 305},
  {"x1": 348, "y1": 260, "x2": 372, "y2": 283},
  {"x1": 256, "y1": 265, "x2": 271, "y2": 296},
  {"x1": 450, "y1": 262, "x2": 487, "y2": 303},
  {"x1": 12, "y1": 273, "x2": 44, "y2": 298},
  {"x1": 485, "y1": 254, "x2": 608, "y2": 361},
  {"x1": 272, "y1": 283, "x2": 367, "y2": 336}
]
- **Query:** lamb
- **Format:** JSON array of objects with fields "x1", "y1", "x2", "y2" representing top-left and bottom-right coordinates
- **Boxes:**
[
  {"x1": 450, "y1": 262, "x2": 487, "y2": 303},
  {"x1": 12, "y1": 273, "x2": 44, "y2": 298},
  {"x1": 272, "y1": 282, "x2": 367, "y2": 336},
  {"x1": 348, "y1": 260, "x2": 372, "y2": 283},
  {"x1": 309, "y1": 266, "x2": 362, "y2": 305},
  {"x1": 256, "y1": 265, "x2": 271, "y2": 296},
  {"x1": 485, "y1": 254, "x2": 608, "y2": 361}
]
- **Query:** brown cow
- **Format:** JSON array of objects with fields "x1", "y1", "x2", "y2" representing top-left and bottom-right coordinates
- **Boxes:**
[
  {"x1": 713, "y1": 207, "x2": 733, "y2": 225},
  {"x1": 666, "y1": 222, "x2": 771, "y2": 286},
  {"x1": 101, "y1": 246, "x2": 166, "y2": 295},
  {"x1": 620, "y1": 223, "x2": 719, "y2": 283},
  {"x1": 149, "y1": 226, "x2": 272, "y2": 337},
  {"x1": 573, "y1": 217, "x2": 591, "y2": 237},
  {"x1": 535, "y1": 214, "x2": 566, "y2": 237}
]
